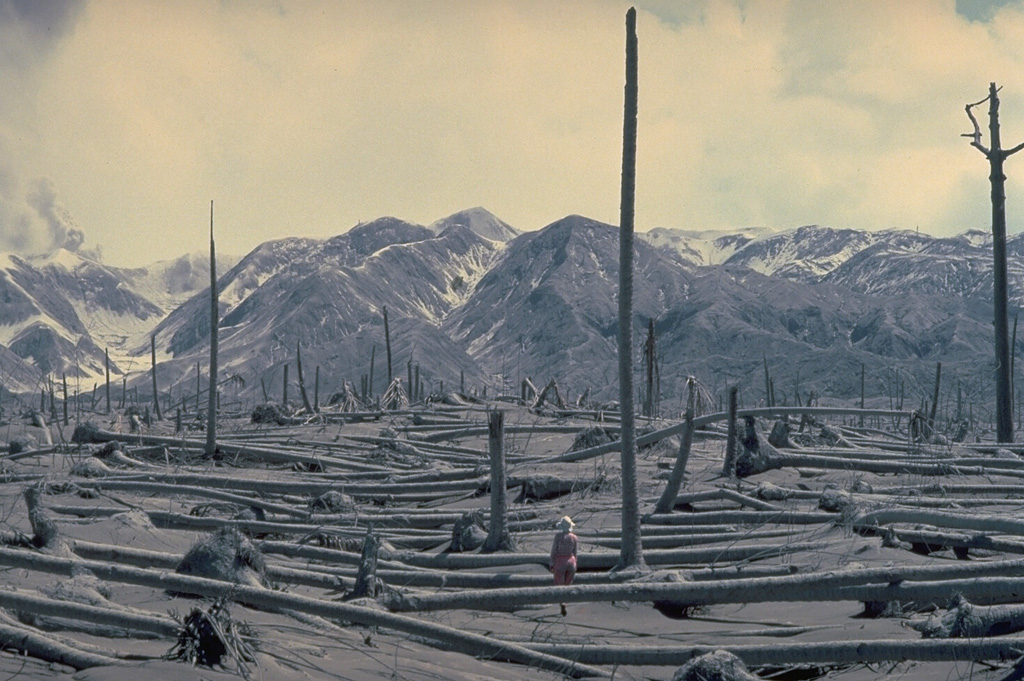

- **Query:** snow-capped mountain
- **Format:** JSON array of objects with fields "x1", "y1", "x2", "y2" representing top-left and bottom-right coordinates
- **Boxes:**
[
  {"x1": 0, "y1": 206, "x2": 1019, "y2": 410},
  {"x1": 428, "y1": 207, "x2": 520, "y2": 243}
]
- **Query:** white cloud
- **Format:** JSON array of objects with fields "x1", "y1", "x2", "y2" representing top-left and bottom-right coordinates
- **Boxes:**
[{"x1": 3, "y1": 0, "x2": 1024, "y2": 265}]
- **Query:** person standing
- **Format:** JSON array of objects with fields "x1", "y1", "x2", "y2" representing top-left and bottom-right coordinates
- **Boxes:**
[{"x1": 549, "y1": 516, "x2": 579, "y2": 615}]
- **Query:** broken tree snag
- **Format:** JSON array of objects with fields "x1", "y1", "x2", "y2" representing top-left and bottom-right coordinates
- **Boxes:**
[
  {"x1": 767, "y1": 418, "x2": 792, "y2": 448},
  {"x1": 654, "y1": 378, "x2": 696, "y2": 514},
  {"x1": 23, "y1": 484, "x2": 60, "y2": 551},
  {"x1": 295, "y1": 342, "x2": 314, "y2": 414},
  {"x1": 531, "y1": 378, "x2": 566, "y2": 411},
  {"x1": 735, "y1": 419, "x2": 783, "y2": 479},
  {"x1": 964, "y1": 82, "x2": 1024, "y2": 442},
  {"x1": 722, "y1": 387, "x2": 739, "y2": 478},
  {"x1": 449, "y1": 511, "x2": 487, "y2": 552},
  {"x1": 345, "y1": 526, "x2": 381, "y2": 600},
  {"x1": 483, "y1": 410, "x2": 514, "y2": 552},
  {"x1": 206, "y1": 200, "x2": 218, "y2": 459}
]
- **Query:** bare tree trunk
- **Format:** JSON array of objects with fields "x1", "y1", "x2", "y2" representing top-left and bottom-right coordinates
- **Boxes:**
[
  {"x1": 524, "y1": 638, "x2": 1024, "y2": 668},
  {"x1": 61, "y1": 373, "x2": 68, "y2": 427},
  {"x1": 615, "y1": 6, "x2": 644, "y2": 572},
  {"x1": 383, "y1": 307, "x2": 393, "y2": 384},
  {"x1": 314, "y1": 366, "x2": 320, "y2": 412},
  {"x1": 723, "y1": 386, "x2": 739, "y2": 478},
  {"x1": 860, "y1": 363, "x2": 865, "y2": 427},
  {"x1": 654, "y1": 379, "x2": 696, "y2": 514},
  {"x1": 205, "y1": 200, "x2": 218, "y2": 458},
  {"x1": 369, "y1": 343, "x2": 376, "y2": 398},
  {"x1": 346, "y1": 526, "x2": 380, "y2": 600},
  {"x1": 150, "y1": 335, "x2": 161, "y2": 421},
  {"x1": 643, "y1": 318, "x2": 655, "y2": 417},
  {"x1": 483, "y1": 410, "x2": 513, "y2": 552},
  {"x1": 104, "y1": 348, "x2": 110, "y2": 414},
  {"x1": 296, "y1": 342, "x2": 313, "y2": 414},
  {"x1": 282, "y1": 364, "x2": 289, "y2": 405},
  {"x1": 928, "y1": 362, "x2": 942, "y2": 436},
  {"x1": 0, "y1": 617, "x2": 126, "y2": 670}
]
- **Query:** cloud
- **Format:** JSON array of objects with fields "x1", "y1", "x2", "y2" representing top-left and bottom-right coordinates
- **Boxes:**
[
  {"x1": 0, "y1": 170, "x2": 94, "y2": 257},
  {"x1": 26, "y1": 178, "x2": 87, "y2": 253},
  {"x1": 8, "y1": 0, "x2": 1024, "y2": 266},
  {"x1": 0, "y1": 0, "x2": 91, "y2": 258}
]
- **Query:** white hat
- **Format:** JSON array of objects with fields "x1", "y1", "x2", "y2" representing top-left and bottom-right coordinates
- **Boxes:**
[{"x1": 558, "y1": 516, "x2": 575, "y2": 531}]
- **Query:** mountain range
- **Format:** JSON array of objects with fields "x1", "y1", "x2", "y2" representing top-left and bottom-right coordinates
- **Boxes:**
[{"x1": 1, "y1": 205, "x2": 1019, "y2": 422}]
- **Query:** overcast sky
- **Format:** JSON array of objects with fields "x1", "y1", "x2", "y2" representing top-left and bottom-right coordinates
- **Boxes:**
[{"x1": 2, "y1": 0, "x2": 1024, "y2": 267}]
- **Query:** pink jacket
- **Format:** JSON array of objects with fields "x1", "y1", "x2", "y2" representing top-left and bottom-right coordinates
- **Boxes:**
[{"x1": 550, "y1": 532, "x2": 578, "y2": 565}]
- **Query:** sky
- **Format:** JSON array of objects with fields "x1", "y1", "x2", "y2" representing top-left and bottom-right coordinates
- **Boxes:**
[{"x1": 3, "y1": 0, "x2": 1024, "y2": 267}]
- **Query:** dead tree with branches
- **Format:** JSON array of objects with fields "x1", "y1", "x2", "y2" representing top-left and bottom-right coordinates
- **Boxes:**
[{"x1": 964, "y1": 82, "x2": 1024, "y2": 442}]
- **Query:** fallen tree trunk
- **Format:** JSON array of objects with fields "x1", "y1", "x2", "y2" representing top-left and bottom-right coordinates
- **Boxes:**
[
  {"x1": 71, "y1": 425, "x2": 338, "y2": 469},
  {"x1": 885, "y1": 528, "x2": 1024, "y2": 556},
  {"x1": 389, "y1": 542, "x2": 825, "y2": 571},
  {"x1": 0, "y1": 586, "x2": 178, "y2": 638},
  {"x1": 523, "y1": 637, "x2": 1024, "y2": 667},
  {"x1": 537, "y1": 407, "x2": 914, "y2": 464},
  {"x1": 668, "y1": 488, "x2": 779, "y2": 512},
  {"x1": 734, "y1": 449, "x2": 1024, "y2": 480},
  {"x1": 68, "y1": 539, "x2": 351, "y2": 590},
  {"x1": 385, "y1": 556, "x2": 1024, "y2": 613},
  {"x1": 0, "y1": 547, "x2": 607, "y2": 679},
  {"x1": 643, "y1": 510, "x2": 837, "y2": 526},
  {"x1": 853, "y1": 508, "x2": 1024, "y2": 538},
  {"x1": 913, "y1": 595, "x2": 1024, "y2": 638},
  {"x1": 75, "y1": 475, "x2": 490, "y2": 500},
  {"x1": 0, "y1": 616, "x2": 127, "y2": 670}
]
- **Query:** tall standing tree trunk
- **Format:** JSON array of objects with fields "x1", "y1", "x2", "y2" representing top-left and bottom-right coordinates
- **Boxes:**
[
  {"x1": 296, "y1": 342, "x2": 313, "y2": 414},
  {"x1": 483, "y1": 410, "x2": 513, "y2": 552},
  {"x1": 929, "y1": 361, "x2": 942, "y2": 435},
  {"x1": 383, "y1": 307, "x2": 393, "y2": 384},
  {"x1": 643, "y1": 318, "x2": 656, "y2": 417},
  {"x1": 205, "y1": 200, "x2": 218, "y2": 459},
  {"x1": 965, "y1": 82, "x2": 1024, "y2": 442},
  {"x1": 369, "y1": 344, "x2": 376, "y2": 399},
  {"x1": 860, "y1": 363, "x2": 865, "y2": 428},
  {"x1": 104, "y1": 349, "x2": 110, "y2": 414},
  {"x1": 616, "y1": 6, "x2": 644, "y2": 572},
  {"x1": 150, "y1": 335, "x2": 162, "y2": 421},
  {"x1": 62, "y1": 374, "x2": 68, "y2": 427},
  {"x1": 723, "y1": 386, "x2": 739, "y2": 479},
  {"x1": 314, "y1": 366, "x2": 320, "y2": 412}
]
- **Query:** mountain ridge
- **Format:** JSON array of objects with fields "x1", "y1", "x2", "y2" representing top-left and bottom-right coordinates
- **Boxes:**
[{"x1": 0, "y1": 208, "x2": 1016, "y2": 417}]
